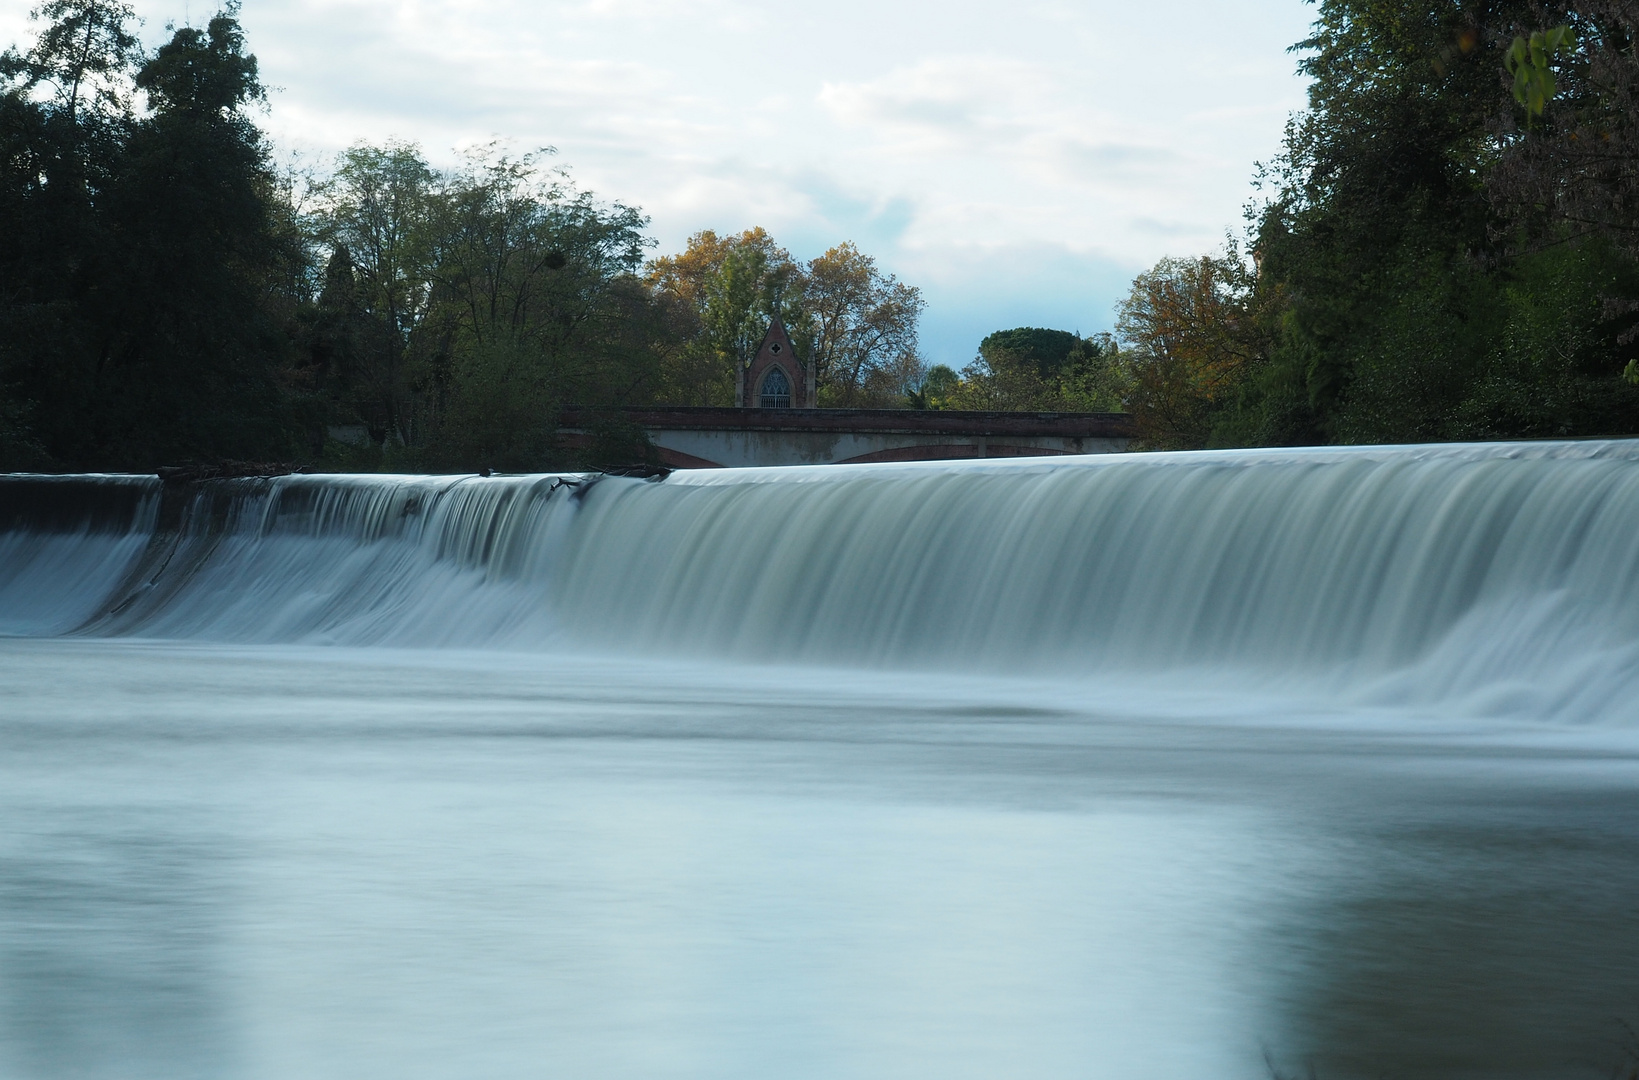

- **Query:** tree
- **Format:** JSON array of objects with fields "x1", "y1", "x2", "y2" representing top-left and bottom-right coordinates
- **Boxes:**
[
  {"x1": 419, "y1": 147, "x2": 659, "y2": 469},
  {"x1": 937, "y1": 328, "x2": 1127, "y2": 413},
  {"x1": 908, "y1": 364, "x2": 960, "y2": 409},
  {"x1": 1490, "y1": 7, "x2": 1639, "y2": 265},
  {"x1": 0, "y1": 0, "x2": 139, "y2": 133},
  {"x1": 94, "y1": 7, "x2": 299, "y2": 463},
  {"x1": 804, "y1": 242, "x2": 924, "y2": 406},
  {"x1": 304, "y1": 141, "x2": 670, "y2": 470},
  {"x1": 1235, "y1": 0, "x2": 1519, "y2": 444},
  {"x1": 0, "y1": 4, "x2": 945, "y2": 471},
  {"x1": 1212, "y1": 0, "x2": 1639, "y2": 446},
  {"x1": 0, "y1": 3, "x2": 309, "y2": 468},
  {"x1": 314, "y1": 141, "x2": 436, "y2": 445},
  {"x1": 646, "y1": 228, "x2": 803, "y2": 405},
  {"x1": 1116, "y1": 251, "x2": 1269, "y2": 448},
  {"x1": 977, "y1": 328, "x2": 1081, "y2": 380},
  {"x1": 1136, "y1": 0, "x2": 1639, "y2": 448},
  {"x1": 0, "y1": 0, "x2": 141, "y2": 466},
  {"x1": 645, "y1": 230, "x2": 922, "y2": 408}
]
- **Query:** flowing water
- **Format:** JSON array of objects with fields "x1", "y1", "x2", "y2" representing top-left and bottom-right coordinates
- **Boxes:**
[{"x1": 2, "y1": 443, "x2": 1638, "y2": 1079}]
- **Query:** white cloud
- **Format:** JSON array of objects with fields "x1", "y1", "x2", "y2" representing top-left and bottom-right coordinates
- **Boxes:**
[{"x1": 3, "y1": 0, "x2": 1314, "y2": 351}]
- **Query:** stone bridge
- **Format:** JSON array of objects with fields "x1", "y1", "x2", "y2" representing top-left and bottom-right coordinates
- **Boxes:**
[{"x1": 558, "y1": 406, "x2": 1135, "y2": 469}]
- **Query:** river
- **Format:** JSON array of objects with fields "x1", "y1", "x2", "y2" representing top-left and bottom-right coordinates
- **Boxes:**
[{"x1": 1, "y1": 443, "x2": 1637, "y2": 1079}]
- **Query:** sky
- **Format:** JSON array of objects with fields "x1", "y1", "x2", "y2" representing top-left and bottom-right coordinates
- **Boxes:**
[{"x1": 2, "y1": 0, "x2": 1317, "y2": 368}]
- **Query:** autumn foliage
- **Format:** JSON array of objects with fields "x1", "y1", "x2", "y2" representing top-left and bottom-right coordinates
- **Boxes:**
[
  {"x1": 647, "y1": 230, "x2": 924, "y2": 408},
  {"x1": 1115, "y1": 250, "x2": 1274, "y2": 449}
]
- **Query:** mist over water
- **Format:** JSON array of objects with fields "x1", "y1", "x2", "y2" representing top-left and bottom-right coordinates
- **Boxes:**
[{"x1": 3, "y1": 443, "x2": 1639, "y2": 1079}]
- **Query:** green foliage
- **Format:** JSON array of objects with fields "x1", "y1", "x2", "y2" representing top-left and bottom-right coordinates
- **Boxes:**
[
  {"x1": 137, "y1": 8, "x2": 261, "y2": 114},
  {"x1": 0, "y1": 2, "x2": 310, "y2": 470},
  {"x1": 0, "y1": 6, "x2": 930, "y2": 474},
  {"x1": 1248, "y1": 0, "x2": 1506, "y2": 439},
  {"x1": 1115, "y1": 249, "x2": 1273, "y2": 448},
  {"x1": 311, "y1": 141, "x2": 436, "y2": 446},
  {"x1": 1325, "y1": 247, "x2": 1503, "y2": 442},
  {"x1": 908, "y1": 364, "x2": 960, "y2": 409},
  {"x1": 0, "y1": 0, "x2": 140, "y2": 128},
  {"x1": 647, "y1": 231, "x2": 924, "y2": 408},
  {"x1": 1505, "y1": 25, "x2": 1575, "y2": 127},
  {"x1": 1140, "y1": 0, "x2": 1639, "y2": 449},
  {"x1": 1452, "y1": 240, "x2": 1639, "y2": 438},
  {"x1": 804, "y1": 242, "x2": 924, "y2": 406},
  {"x1": 935, "y1": 329, "x2": 1128, "y2": 413},
  {"x1": 977, "y1": 327, "x2": 1081, "y2": 379},
  {"x1": 0, "y1": 6, "x2": 934, "y2": 472},
  {"x1": 304, "y1": 143, "x2": 665, "y2": 470},
  {"x1": 645, "y1": 228, "x2": 806, "y2": 406}
]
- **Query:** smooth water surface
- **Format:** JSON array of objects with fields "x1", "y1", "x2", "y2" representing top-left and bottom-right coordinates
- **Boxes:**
[
  {"x1": 2, "y1": 639, "x2": 1637, "y2": 1080},
  {"x1": 5, "y1": 444, "x2": 1639, "y2": 1077}
]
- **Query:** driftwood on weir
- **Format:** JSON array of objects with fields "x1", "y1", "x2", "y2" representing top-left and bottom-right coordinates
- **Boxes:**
[
  {"x1": 154, "y1": 462, "x2": 669, "y2": 487},
  {"x1": 598, "y1": 464, "x2": 671, "y2": 480},
  {"x1": 156, "y1": 461, "x2": 311, "y2": 485}
]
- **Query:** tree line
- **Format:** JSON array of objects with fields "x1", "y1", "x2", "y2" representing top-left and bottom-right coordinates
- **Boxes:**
[
  {"x1": 923, "y1": 1, "x2": 1639, "y2": 448},
  {"x1": 0, "y1": 2, "x2": 925, "y2": 472},
  {"x1": 9, "y1": 0, "x2": 1636, "y2": 470},
  {"x1": 1091, "y1": 0, "x2": 1639, "y2": 449}
]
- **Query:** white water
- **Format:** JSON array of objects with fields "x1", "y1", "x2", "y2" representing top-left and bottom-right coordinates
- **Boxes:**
[
  {"x1": 4, "y1": 443, "x2": 1639, "y2": 1079},
  {"x1": 5, "y1": 441, "x2": 1639, "y2": 725}
]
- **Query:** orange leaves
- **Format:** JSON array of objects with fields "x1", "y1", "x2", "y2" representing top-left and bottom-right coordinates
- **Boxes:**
[{"x1": 1116, "y1": 250, "x2": 1272, "y2": 448}]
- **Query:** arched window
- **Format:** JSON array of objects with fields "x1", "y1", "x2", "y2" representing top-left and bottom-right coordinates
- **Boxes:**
[{"x1": 760, "y1": 366, "x2": 792, "y2": 408}]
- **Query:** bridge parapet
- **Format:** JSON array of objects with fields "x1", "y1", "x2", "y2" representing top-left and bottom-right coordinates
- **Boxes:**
[{"x1": 558, "y1": 406, "x2": 1135, "y2": 469}]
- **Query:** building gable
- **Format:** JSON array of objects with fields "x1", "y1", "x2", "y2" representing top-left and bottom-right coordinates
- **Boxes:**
[{"x1": 741, "y1": 318, "x2": 812, "y2": 408}]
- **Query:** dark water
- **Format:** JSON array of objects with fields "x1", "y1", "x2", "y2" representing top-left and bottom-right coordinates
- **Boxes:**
[{"x1": 1, "y1": 639, "x2": 1636, "y2": 1080}]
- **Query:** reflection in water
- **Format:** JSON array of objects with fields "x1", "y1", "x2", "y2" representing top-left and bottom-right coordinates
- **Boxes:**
[
  {"x1": 1274, "y1": 802, "x2": 1639, "y2": 1079},
  {"x1": 0, "y1": 640, "x2": 1635, "y2": 1079}
]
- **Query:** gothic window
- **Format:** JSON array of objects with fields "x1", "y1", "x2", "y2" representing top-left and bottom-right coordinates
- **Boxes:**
[{"x1": 760, "y1": 366, "x2": 792, "y2": 408}]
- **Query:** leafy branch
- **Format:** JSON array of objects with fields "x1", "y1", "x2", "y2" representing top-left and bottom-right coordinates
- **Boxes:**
[{"x1": 1505, "y1": 25, "x2": 1576, "y2": 130}]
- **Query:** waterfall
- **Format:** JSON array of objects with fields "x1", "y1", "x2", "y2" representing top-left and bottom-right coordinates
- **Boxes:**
[{"x1": 4, "y1": 441, "x2": 1638, "y2": 722}]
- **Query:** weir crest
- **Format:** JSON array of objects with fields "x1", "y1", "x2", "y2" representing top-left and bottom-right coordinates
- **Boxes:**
[{"x1": 2, "y1": 441, "x2": 1637, "y2": 725}]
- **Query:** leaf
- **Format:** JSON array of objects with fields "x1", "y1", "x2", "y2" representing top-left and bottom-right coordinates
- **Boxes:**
[{"x1": 1506, "y1": 36, "x2": 1528, "y2": 73}]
